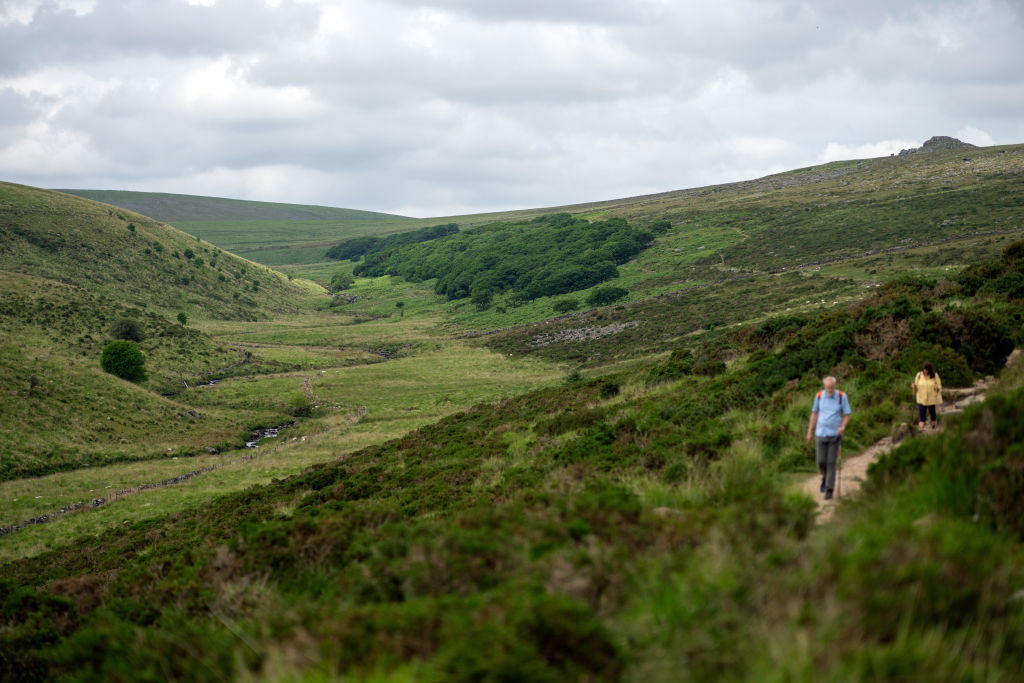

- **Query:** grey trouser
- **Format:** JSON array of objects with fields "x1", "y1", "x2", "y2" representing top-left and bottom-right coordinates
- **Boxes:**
[{"x1": 816, "y1": 435, "x2": 842, "y2": 493}]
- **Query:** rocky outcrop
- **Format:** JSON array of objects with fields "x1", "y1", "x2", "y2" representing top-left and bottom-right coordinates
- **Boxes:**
[{"x1": 898, "y1": 135, "x2": 978, "y2": 156}]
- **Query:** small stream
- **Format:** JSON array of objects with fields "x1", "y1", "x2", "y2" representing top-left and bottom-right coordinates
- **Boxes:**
[{"x1": 245, "y1": 424, "x2": 290, "y2": 448}]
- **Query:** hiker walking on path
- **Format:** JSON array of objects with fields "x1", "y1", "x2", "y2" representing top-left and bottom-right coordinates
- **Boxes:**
[
  {"x1": 806, "y1": 376, "x2": 852, "y2": 501},
  {"x1": 912, "y1": 362, "x2": 942, "y2": 431}
]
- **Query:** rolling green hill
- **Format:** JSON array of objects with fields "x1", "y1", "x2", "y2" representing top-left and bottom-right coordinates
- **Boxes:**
[
  {"x1": 1, "y1": 183, "x2": 319, "y2": 320},
  {"x1": 59, "y1": 189, "x2": 419, "y2": 262}
]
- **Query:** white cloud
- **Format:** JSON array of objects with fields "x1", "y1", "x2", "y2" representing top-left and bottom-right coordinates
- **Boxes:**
[
  {"x1": 819, "y1": 139, "x2": 919, "y2": 162},
  {"x1": 172, "y1": 58, "x2": 322, "y2": 123},
  {"x1": 0, "y1": 121, "x2": 103, "y2": 174},
  {"x1": 0, "y1": 0, "x2": 95, "y2": 26},
  {"x1": 955, "y1": 125, "x2": 994, "y2": 147}
]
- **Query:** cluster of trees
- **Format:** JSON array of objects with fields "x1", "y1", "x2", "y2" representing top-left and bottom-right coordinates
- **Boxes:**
[
  {"x1": 325, "y1": 223, "x2": 459, "y2": 261},
  {"x1": 353, "y1": 214, "x2": 654, "y2": 309}
]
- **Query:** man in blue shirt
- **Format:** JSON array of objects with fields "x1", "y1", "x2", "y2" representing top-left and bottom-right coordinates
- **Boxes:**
[{"x1": 806, "y1": 375, "x2": 852, "y2": 501}]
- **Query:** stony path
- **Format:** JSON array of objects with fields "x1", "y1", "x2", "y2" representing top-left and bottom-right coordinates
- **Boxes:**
[{"x1": 800, "y1": 371, "x2": 1005, "y2": 524}]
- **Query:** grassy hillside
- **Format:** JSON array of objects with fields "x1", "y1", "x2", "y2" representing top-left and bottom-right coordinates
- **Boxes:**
[
  {"x1": 2, "y1": 241, "x2": 1022, "y2": 681},
  {"x1": 59, "y1": 189, "x2": 419, "y2": 261},
  {"x1": 64, "y1": 142, "x2": 1023, "y2": 276},
  {"x1": 1, "y1": 183, "x2": 320, "y2": 321},
  {"x1": 0, "y1": 184, "x2": 334, "y2": 481}
]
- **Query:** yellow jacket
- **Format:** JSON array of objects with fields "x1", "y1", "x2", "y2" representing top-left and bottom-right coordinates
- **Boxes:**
[{"x1": 914, "y1": 372, "x2": 943, "y2": 406}]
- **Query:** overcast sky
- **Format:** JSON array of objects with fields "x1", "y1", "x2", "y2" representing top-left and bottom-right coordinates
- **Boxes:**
[{"x1": 1, "y1": 0, "x2": 1022, "y2": 216}]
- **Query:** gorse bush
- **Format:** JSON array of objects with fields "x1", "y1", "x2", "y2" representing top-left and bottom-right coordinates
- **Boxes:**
[{"x1": 99, "y1": 340, "x2": 146, "y2": 382}]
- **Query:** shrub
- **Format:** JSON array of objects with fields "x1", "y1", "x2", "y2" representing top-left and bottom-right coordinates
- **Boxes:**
[
  {"x1": 183, "y1": 248, "x2": 195, "y2": 260},
  {"x1": 1000, "y1": 239, "x2": 1024, "y2": 267},
  {"x1": 110, "y1": 318, "x2": 145, "y2": 342},
  {"x1": 177, "y1": 312, "x2": 188, "y2": 326},
  {"x1": 552, "y1": 298, "x2": 579, "y2": 314},
  {"x1": 471, "y1": 287, "x2": 494, "y2": 311},
  {"x1": 288, "y1": 392, "x2": 313, "y2": 417},
  {"x1": 330, "y1": 273, "x2": 355, "y2": 292},
  {"x1": 693, "y1": 360, "x2": 726, "y2": 377},
  {"x1": 646, "y1": 348, "x2": 696, "y2": 385},
  {"x1": 898, "y1": 343, "x2": 973, "y2": 387},
  {"x1": 599, "y1": 380, "x2": 620, "y2": 399},
  {"x1": 586, "y1": 286, "x2": 628, "y2": 307},
  {"x1": 100, "y1": 341, "x2": 146, "y2": 382}
]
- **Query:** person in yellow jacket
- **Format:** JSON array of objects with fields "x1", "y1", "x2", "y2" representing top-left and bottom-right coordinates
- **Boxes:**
[{"x1": 912, "y1": 362, "x2": 942, "y2": 430}]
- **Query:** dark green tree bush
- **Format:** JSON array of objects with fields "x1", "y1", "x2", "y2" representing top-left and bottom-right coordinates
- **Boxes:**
[
  {"x1": 330, "y1": 273, "x2": 355, "y2": 292},
  {"x1": 176, "y1": 312, "x2": 188, "y2": 326},
  {"x1": 326, "y1": 223, "x2": 458, "y2": 261},
  {"x1": 587, "y1": 286, "x2": 629, "y2": 307},
  {"x1": 354, "y1": 214, "x2": 652, "y2": 302},
  {"x1": 471, "y1": 286, "x2": 494, "y2": 311},
  {"x1": 100, "y1": 340, "x2": 147, "y2": 382},
  {"x1": 553, "y1": 298, "x2": 580, "y2": 314}
]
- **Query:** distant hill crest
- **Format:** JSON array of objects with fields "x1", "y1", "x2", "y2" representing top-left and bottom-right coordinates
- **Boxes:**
[{"x1": 56, "y1": 189, "x2": 407, "y2": 223}]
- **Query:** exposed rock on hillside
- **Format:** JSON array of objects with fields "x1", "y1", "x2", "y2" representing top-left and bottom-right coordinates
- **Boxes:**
[{"x1": 898, "y1": 135, "x2": 978, "y2": 156}]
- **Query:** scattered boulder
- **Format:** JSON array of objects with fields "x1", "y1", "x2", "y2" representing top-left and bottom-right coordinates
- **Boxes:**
[{"x1": 206, "y1": 446, "x2": 219, "y2": 455}]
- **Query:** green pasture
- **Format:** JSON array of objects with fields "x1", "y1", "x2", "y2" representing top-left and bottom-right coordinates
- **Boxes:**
[{"x1": 0, "y1": 341, "x2": 561, "y2": 563}]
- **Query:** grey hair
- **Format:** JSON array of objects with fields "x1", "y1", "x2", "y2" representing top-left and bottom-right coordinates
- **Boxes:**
[{"x1": 823, "y1": 375, "x2": 837, "y2": 384}]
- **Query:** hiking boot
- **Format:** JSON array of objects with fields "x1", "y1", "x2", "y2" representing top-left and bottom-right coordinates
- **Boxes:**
[
  {"x1": 820, "y1": 478, "x2": 826, "y2": 493},
  {"x1": 824, "y1": 489, "x2": 834, "y2": 501}
]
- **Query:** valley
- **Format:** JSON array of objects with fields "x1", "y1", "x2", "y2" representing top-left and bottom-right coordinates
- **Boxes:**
[{"x1": 3, "y1": 138, "x2": 1024, "y2": 681}]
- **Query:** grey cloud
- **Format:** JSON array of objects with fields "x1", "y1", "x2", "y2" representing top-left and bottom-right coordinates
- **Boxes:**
[
  {"x1": 1, "y1": 0, "x2": 1022, "y2": 215},
  {"x1": 0, "y1": 0, "x2": 319, "y2": 76},
  {"x1": 0, "y1": 87, "x2": 35, "y2": 125}
]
